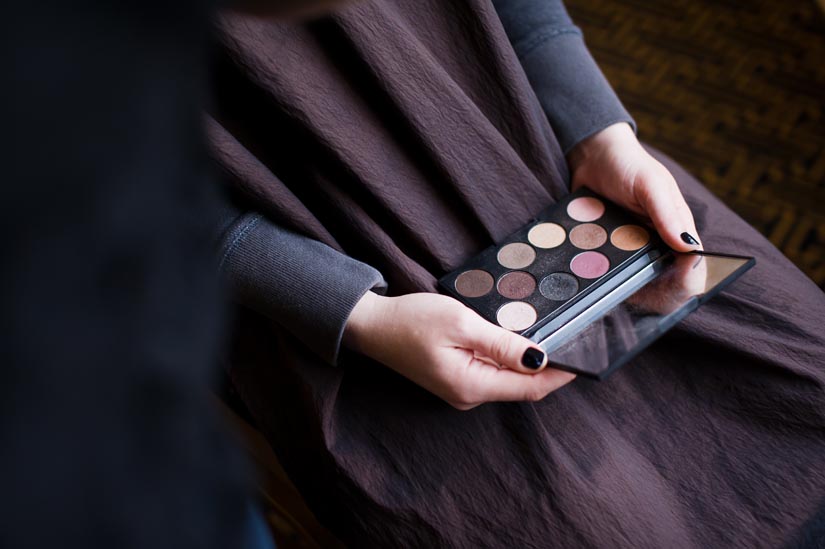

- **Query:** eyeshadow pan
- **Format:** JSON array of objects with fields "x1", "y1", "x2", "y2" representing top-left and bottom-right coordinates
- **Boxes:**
[
  {"x1": 567, "y1": 197, "x2": 605, "y2": 222},
  {"x1": 497, "y1": 242, "x2": 536, "y2": 269},
  {"x1": 611, "y1": 225, "x2": 650, "y2": 251},
  {"x1": 527, "y1": 223, "x2": 566, "y2": 249},
  {"x1": 539, "y1": 273, "x2": 579, "y2": 301},
  {"x1": 455, "y1": 269, "x2": 494, "y2": 298},
  {"x1": 496, "y1": 301, "x2": 538, "y2": 331},
  {"x1": 569, "y1": 223, "x2": 607, "y2": 250},
  {"x1": 570, "y1": 251, "x2": 610, "y2": 279},
  {"x1": 497, "y1": 271, "x2": 536, "y2": 300}
]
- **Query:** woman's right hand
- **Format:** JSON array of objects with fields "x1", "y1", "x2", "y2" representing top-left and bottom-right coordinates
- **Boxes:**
[{"x1": 343, "y1": 292, "x2": 576, "y2": 410}]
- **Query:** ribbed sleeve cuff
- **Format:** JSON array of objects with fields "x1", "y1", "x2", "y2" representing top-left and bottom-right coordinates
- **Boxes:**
[
  {"x1": 218, "y1": 212, "x2": 387, "y2": 365},
  {"x1": 517, "y1": 31, "x2": 636, "y2": 154}
]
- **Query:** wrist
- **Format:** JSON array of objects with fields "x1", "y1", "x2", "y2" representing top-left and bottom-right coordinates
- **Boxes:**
[
  {"x1": 567, "y1": 122, "x2": 637, "y2": 174},
  {"x1": 342, "y1": 290, "x2": 388, "y2": 355}
]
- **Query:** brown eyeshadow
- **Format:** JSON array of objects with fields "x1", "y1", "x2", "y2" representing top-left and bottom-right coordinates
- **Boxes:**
[
  {"x1": 611, "y1": 225, "x2": 650, "y2": 251},
  {"x1": 569, "y1": 223, "x2": 607, "y2": 250},
  {"x1": 497, "y1": 271, "x2": 536, "y2": 300},
  {"x1": 454, "y1": 269, "x2": 494, "y2": 298},
  {"x1": 497, "y1": 242, "x2": 536, "y2": 269}
]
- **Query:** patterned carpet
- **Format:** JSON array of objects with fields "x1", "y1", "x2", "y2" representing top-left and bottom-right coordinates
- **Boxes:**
[{"x1": 566, "y1": 0, "x2": 825, "y2": 289}]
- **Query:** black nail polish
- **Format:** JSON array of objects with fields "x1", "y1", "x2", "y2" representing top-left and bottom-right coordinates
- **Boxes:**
[
  {"x1": 681, "y1": 232, "x2": 700, "y2": 246},
  {"x1": 521, "y1": 348, "x2": 545, "y2": 370}
]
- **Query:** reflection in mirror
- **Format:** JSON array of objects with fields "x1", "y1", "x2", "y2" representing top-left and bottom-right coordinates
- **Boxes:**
[
  {"x1": 703, "y1": 255, "x2": 750, "y2": 291},
  {"x1": 543, "y1": 253, "x2": 752, "y2": 379}
]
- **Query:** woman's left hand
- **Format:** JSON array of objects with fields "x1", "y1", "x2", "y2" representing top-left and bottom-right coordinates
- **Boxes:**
[{"x1": 567, "y1": 122, "x2": 702, "y2": 252}]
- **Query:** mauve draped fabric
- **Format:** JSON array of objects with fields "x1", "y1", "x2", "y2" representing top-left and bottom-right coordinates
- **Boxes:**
[{"x1": 209, "y1": 1, "x2": 825, "y2": 547}]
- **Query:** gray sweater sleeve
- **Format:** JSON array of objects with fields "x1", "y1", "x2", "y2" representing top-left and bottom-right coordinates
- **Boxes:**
[
  {"x1": 216, "y1": 200, "x2": 387, "y2": 365},
  {"x1": 492, "y1": 0, "x2": 636, "y2": 153}
]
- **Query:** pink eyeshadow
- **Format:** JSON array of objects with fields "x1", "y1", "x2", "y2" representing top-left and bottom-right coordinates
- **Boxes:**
[
  {"x1": 570, "y1": 251, "x2": 610, "y2": 279},
  {"x1": 567, "y1": 197, "x2": 605, "y2": 222}
]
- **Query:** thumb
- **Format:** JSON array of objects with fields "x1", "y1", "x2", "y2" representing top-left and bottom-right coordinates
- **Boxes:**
[
  {"x1": 635, "y1": 174, "x2": 703, "y2": 253},
  {"x1": 458, "y1": 311, "x2": 548, "y2": 374}
]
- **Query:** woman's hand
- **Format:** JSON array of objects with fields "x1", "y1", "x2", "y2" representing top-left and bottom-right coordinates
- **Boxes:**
[
  {"x1": 343, "y1": 292, "x2": 576, "y2": 410},
  {"x1": 567, "y1": 122, "x2": 702, "y2": 251}
]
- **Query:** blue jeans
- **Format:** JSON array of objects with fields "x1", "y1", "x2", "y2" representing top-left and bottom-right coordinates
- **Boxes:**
[{"x1": 245, "y1": 503, "x2": 276, "y2": 549}]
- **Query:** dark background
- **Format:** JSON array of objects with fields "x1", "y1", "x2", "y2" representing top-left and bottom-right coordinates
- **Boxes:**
[{"x1": 566, "y1": 0, "x2": 825, "y2": 289}]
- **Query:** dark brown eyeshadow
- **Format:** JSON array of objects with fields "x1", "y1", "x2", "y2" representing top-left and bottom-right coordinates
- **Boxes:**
[
  {"x1": 454, "y1": 269, "x2": 494, "y2": 298},
  {"x1": 497, "y1": 271, "x2": 536, "y2": 300}
]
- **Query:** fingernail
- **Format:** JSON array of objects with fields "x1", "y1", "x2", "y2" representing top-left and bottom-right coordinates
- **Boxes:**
[
  {"x1": 521, "y1": 348, "x2": 546, "y2": 370},
  {"x1": 680, "y1": 232, "x2": 700, "y2": 246}
]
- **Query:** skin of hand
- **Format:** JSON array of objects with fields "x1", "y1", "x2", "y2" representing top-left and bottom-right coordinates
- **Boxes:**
[
  {"x1": 343, "y1": 291, "x2": 576, "y2": 410},
  {"x1": 567, "y1": 122, "x2": 703, "y2": 252}
]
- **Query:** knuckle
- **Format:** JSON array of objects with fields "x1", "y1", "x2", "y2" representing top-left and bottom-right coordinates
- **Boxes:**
[
  {"x1": 490, "y1": 334, "x2": 515, "y2": 364},
  {"x1": 448, "y1": 400, "x2": 476, "y2": 412},
  {"x1": 634, "y1": 179, "x2": 656, "y2": 202}
]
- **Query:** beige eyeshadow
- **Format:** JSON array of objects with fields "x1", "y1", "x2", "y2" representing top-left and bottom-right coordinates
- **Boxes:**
[
  {"x1": 497, "y1": 242, "x2": 536, "y2": 269},
  {"x1": 569, "y1": 223, "x2": 607, "y2": 250},
  {"x1": 496, "y1": 301, "x2": 538, "y2": 331},
  {"x1": 611, "y1": 225, "x2": 650, "y2": 251},
  {"x1": 527, "y1": 223, "x2": 566, "y2": 249},
  {"x1": 455, "y1": 269, "x2": 494, "y2": 298}
]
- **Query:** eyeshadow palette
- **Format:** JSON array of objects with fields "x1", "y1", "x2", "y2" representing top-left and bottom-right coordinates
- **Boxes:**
[
  {"x1": 440, "y1": 188, "x2": 662, "y2": 337},
  {"x1": 439, "y1": 188, "x2": 755, "y2": 379}
]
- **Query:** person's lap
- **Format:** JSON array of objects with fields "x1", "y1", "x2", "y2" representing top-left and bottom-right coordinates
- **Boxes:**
[{"x1": 232, "y1": 151, "x2": 825, "y2": 547}]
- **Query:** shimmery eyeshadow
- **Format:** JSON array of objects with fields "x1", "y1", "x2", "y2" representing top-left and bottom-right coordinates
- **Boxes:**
[
  {"x1": 569, "y1": 223, "x2": 608, "y2": 250},
  {"x1": 497, "y1": 271, "x2": 536, "y2": 300},
  {"x1": 455, "y1": 269, "x2": 494, "y2": 298},
  {"x1": 497, "y1": 242, "x2": 536, "y2": 269},
  {"x1": 611, "y1": 225, "x2": 650, "y2": 251},
  {"x1": 527, "y1": 223, "x2": 566, "y2": 249},
  {"x1": 496, "y1": 301, "x2": 538, "y2": 331},
  {"x1": 539, "y1": 273, "x2": 579, "y2": 301},
  {"x1": 567, "y1": 197, "x2": 605, "y2": 222},
  {"x1": 570, "y1": 251, "x2": 610, "y2": 279}
]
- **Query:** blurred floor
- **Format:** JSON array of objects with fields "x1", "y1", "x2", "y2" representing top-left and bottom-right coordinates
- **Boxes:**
[{"x1": 567, "y1": 0, "x2": 825, "y2": 289}]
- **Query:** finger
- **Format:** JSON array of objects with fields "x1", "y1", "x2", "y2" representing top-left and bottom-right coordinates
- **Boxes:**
[
  {"x1": 635, "y1": 173, "x2": 703, "y2": 252},
  {"x1": 457, "y1": 311, "x2": 548, "y2": 374},
  {"x1": 469, "y1": 361, "x2": 576, "y2": 403}
]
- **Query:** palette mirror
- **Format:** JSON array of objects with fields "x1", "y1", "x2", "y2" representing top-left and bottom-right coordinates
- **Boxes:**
[{"x1": 539, "y1": 251, "x2": 755, "y2": 379}]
